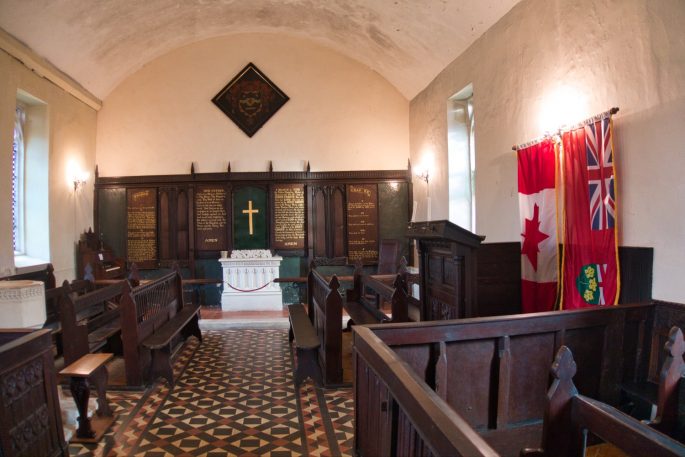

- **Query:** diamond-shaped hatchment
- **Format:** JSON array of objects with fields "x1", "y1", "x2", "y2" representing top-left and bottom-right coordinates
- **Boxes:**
[{"x1": 212, "y1": 62, "x2": 289, "y2": 137}]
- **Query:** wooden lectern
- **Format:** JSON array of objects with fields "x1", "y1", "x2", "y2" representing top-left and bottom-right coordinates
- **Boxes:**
[{"x1": 407, "y1": 220, "x2": 484, "y2": 320}]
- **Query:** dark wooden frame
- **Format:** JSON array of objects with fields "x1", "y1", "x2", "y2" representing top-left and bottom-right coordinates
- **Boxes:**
[
  {"x1": 269, "y1": 182, "x2": 307, "y2": 254},
  {"x1": 211, "y1": 62, "x2": 290, "y2": 138}
]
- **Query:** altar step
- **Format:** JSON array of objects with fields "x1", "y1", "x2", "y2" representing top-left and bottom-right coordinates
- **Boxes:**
[{"x1": 199, "y1": 313, "x2": 351, "y2": 329}]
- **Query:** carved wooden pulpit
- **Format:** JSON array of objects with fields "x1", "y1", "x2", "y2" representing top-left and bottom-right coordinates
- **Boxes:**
[{"x1": 407, "y1": 220, "x2": 485, "y2": 320}]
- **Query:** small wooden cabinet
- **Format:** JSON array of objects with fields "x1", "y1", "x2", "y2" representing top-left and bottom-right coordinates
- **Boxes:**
[{"x1": 407, "y1": 220, "x2": 484, "y2": 320}]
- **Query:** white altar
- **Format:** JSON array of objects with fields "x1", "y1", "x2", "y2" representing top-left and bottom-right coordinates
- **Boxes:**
[{"x1": 219, "y1": 250, "x2": 283, "y2": 311}]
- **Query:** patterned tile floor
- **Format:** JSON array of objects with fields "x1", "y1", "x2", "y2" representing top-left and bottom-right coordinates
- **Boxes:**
[{"x1": 69, "y1": 329, "x2": 353, "y2": 456}]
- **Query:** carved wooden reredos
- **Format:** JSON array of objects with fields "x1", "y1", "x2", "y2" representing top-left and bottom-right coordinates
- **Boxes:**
[{"x1": 94, "y1": 164, "x2": 413, "y2": 274}]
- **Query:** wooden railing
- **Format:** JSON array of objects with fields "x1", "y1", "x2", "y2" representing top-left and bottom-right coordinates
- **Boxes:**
[
  {"x1": 353, "y1": 302, "x2": 685, "y2": 455},
  {"x1": 353, "y1": 325, "x2": 498, "y2": 456}
]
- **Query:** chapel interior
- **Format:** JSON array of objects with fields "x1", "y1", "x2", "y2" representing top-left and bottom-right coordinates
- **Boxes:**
[{"x1": 1, "y1": 0, "x2": 685, "y2": 456}]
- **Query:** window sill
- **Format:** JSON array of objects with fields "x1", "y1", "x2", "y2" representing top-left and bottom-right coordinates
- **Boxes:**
[{"x1": 14, "y1": 255, "x2": 49, "y2": 274}]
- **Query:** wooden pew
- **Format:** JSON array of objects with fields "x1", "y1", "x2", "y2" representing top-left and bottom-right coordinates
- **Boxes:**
[
  {"x1": 345, "y1": 265, "x2": 410, "y2": 326},
  {"x1": 44, "y1": 278, "x2": 94, "y2": 357},
  {"x1": 520, "y1": 346, "x2": 685, "y2": 457},
  {"x1": 620, "y1": 325, "x2": 685, "y2": 440},
  {"x1": 307, "y1": 268, "x2": 344, "y2": 386},
  {"x1": 352, "y1": 302, "x2": 685, "y2": 456},
  {"x1": 287, "y1": 303, "x2": 323, "y2": 387},
  {"x1": 59, "y1": 280, "x2": 125, "y2": 367},
  {"x1": 119, "y1": 269, "x2": 202, "y2": 387},
  {"x1": 0, "y1": 329, "x2": 67, "y2": 457}
]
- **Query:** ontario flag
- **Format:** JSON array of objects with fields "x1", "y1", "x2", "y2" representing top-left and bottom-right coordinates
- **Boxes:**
[
  {"x1": 561, "y1": 116, "x2": 620, "y2": 309},
  {"x1": 518, "y1": 139, "x2": 559, "y2": 313}
]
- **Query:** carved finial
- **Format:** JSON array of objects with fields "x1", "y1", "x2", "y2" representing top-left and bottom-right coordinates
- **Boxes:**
[
  {"x1": 95, "y1": 165, "x2": 99, "y2": 179},
  {"x1": 551, "y1": 346, "x2": 577, "y2": 381},
  {"x1": 329, "y1": 275, "x2": 340, "y2": 291},
  {"x1": 392, "y1": 272, "x2": 406, "y2": 291},
  {"x1": 408, "y1": 158, "x2": 412, "y2": 172},
  {"x1": 191, "y1": 163, "x2": 195, "y2": 175},
  {"x1": 665, "y1": 327, "x2": 685, "y2": 359},
  {"x1": 227, "y1": 162, "x2": 231, "y2": 173},
  {"x1": 306, "y1": 161, "x2": 311, "y2": 173},
  {"x1": 269, "y1": 161, "x2": 273, "y2": 172},
  {"x1": 127, "y1": 264, "x2": 140, "y2": 287}
]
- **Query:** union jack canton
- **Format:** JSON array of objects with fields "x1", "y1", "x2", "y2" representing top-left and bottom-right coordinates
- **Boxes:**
[{"x1": 585, "y1": 118, "x2": 615, "y2": 230}]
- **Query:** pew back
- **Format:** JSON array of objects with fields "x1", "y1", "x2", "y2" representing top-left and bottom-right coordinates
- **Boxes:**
[
  {"x1": 523, "y1": 346, "x2": 685, "y2": 457},
  {"x1": 59, "y1": 280, "x2": 125, "y2": 366},
  {"x1": 307, "y1": 268, "x2": 343, "y2": 386},
  {"x1": 347, "y1": 268, "x2": 410, "y2": 323},
  {"x1": 119, "y1": 270, "x2": 185, "y2": 386},
  {"x1": 355, "y1": 303, "x2": 668, "y2": 455}
]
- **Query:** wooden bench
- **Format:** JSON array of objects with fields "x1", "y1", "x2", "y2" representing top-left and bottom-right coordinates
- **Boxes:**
[
  {"x1": 287, "y1": 303, "x2": 323, "y2": 387},
  {"x1": 521, "y1": 346, "x2": 685, "y2": 457},
  {"x1": 44, "y1": 279, "x2": 94, "y2": 357},
  {"x1": 141, "y1": 302, "x2": 202, "y2": 386},
  {"x1": 119, "y1": 269, "x2": 202, "y2": 386},
  {"x1": 345, "y1": 265, "x2": 409, "y2": 326},
  {"x1": 307, "y1": 268, "x2": 344, "y2": 386},
  {"x1": 59, "y1": 280, "x2": 125, "y2": 368}
]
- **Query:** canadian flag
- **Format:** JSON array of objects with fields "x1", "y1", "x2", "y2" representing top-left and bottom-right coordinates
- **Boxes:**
[{"x1": 518, "y1": 139, "x2": 559, "y2": 313}]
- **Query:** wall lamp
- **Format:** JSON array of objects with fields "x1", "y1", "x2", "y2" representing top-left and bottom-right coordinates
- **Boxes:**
[{"x1": 71, "y1": 170, "x2": 89, "y2": 192}]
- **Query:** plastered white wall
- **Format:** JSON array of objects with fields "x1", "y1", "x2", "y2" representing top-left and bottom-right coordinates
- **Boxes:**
[
  {"x1": 96, "y1": 33, "x2": 409, "y2": 176},
  {"x1": 410, "y1": 0, "x2": 685, "y2": 303},
  {"x1": 0, "y1": 50, "x2": 97, "y2": 282}
]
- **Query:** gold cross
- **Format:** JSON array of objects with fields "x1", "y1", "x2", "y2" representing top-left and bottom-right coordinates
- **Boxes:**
[{"x1": 242, "y1": 200, "x2": 259, "y2": 235}]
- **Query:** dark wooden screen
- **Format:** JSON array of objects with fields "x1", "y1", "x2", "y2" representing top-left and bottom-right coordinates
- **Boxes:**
[{"x1": 95, "y1": 167, "x2": 412, "y2": 275}]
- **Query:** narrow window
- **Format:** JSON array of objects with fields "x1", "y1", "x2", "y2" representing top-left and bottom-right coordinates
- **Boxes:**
[
  {"x1": 14, "y1": 90, "x2": 50, "y2": 268},
  {"x1": 12, "y1": 106, "x2": 25, "y2": 254},
  {"x1": 447, "y1": 85, "x2": 476, "y2": 231}
]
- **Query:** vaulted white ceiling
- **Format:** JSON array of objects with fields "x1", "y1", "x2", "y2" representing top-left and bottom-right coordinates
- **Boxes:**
[{"x1": 0, "y1": 0, "x2": 521, "y2": 100}]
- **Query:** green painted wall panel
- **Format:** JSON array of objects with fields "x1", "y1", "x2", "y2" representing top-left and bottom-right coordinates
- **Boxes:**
[{"x1": 233, "y1": 186, "x2": 267, "y2": 249}]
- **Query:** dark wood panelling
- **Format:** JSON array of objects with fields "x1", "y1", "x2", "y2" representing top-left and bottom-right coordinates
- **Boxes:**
[
  {"x1": 97, "y1": 168, "x2": 411, "y2": 278},
  {"x1": 312, "y1": 188, "x2": 326, "y2": 257},
  {"x1": 332, "y1": 187, "x2": 345, "y2": 257},
  {"x1": 474, "y1": 243, "x2": 654, "y2": 317},
  {"x1": 477, "y1": 242, "x2": 522, "y2": 316},
  {"x1": 618, "y1": 246, "x2": 653, "y2": 303}
]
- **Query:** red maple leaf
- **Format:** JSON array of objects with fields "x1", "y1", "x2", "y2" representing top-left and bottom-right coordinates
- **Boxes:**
[{"x1": 521, "y1": 203, "x2": 549, "y2": 271}]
